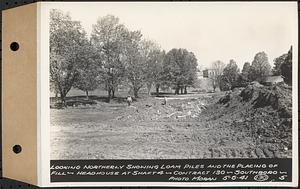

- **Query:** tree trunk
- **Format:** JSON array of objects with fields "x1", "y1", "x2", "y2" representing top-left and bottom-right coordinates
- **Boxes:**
[
  {"x1": 85, "y1": 90, "x2": 89, "y2": 100},
  {"x1": 175, "y1": 86, "x2": 179, "y2": 95},
  {"x1": 134, "y1": 88, "x2": 139, "y2": 98},
  {"x1": 180, "y1": 87, "x2": 183, "y2": 94},
  {"x1": 184, "y1": 86, "x2": 187, "y2": 94},
  {"x1": 147, "y1": 83, "x2": 152, "y2": 96},
  {"x1": 107, "y1": 89, "x2": 111, "y2": 103},
  {"x1": 156, "y1": 86, "x2": 160, "y2": 96},
  {"x1": 112, "y1": 88, "x2": 115, "y2": 98},
  {"x1": 60, "y1": 92, "x2": 66, "y2": 107},
  {"x1": 212, "y1": 80, "x2": 216, "y2": 92}
]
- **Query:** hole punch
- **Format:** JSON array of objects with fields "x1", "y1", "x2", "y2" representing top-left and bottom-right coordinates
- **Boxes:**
[
  {"x1": 10, "y1": 42, "x2": 19, "y2": 51},
  {"x1": 13, "y1": 145, "x2": 22, "y2": 154}
]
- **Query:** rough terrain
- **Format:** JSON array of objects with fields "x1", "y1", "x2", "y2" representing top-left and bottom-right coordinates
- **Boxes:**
[{"x1": 51, "y1": 83, "x2": 292, "y2": 159}]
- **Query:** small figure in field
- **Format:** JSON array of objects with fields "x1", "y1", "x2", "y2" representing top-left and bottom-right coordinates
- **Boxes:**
[
  {"x1": 162, "y1": 96, "x2": 167, "y2": 105},
  {"x1": 127, "y1": 96, "x2": 133, "y2": 106}
]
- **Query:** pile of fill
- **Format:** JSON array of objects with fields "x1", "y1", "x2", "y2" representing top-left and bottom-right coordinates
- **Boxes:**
[{"x1": 214, "y1": 82, "x2": 292, "y2": 158}]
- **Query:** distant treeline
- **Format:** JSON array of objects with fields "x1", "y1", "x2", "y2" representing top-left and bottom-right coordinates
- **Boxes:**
[
  {"x1": 50, "y1": 9, "x2": 292, "y2": 104},
  {"x1": 50, "y1": 9, "x2": 198, "y2": 103},
  {"x1": 207, "y1": 47, "x2": 292, "y2": 92}
]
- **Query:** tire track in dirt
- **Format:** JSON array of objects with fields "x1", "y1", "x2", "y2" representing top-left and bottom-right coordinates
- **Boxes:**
[{"x1": 201, "y1": 146, "x2": 285, "y2": 159}]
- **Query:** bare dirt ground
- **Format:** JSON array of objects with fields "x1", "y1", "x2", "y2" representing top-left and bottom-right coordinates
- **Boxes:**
[{"x1": 51, "y1": 83, "x2": 292, "y2": 159}]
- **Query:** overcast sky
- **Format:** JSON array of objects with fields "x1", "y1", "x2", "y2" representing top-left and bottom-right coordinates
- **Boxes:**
[{"x1": 45, "y1": 2, "x2": 297, "y2": 69}]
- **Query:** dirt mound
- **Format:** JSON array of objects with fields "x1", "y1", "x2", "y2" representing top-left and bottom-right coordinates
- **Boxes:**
[
  {"x1": 211, "y1": 83, "x2": 293, "y2": 158},
  {"x1": 218, "y1": 92, "x2": 232, "y2": 104},
  {"x1": 117, "y1": 97, "x2": 211, "y2": 122},
  {"x1": 240, "y1": 83, "x2": 292, "y2": 118},
  {"x1": 240, "y1": 81, "x2": 263, "y2": 102}
]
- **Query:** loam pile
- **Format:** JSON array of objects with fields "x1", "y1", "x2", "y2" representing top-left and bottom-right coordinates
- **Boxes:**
[
  {"x1": 115, "y1": 82, "x2": 292, "y2": 158},
  {"x1": 209, "y1": 82, "x2": 293, "y2": 158},
  {"x1": 116, "y1": 96, "x2": 213, "y2": 122}
]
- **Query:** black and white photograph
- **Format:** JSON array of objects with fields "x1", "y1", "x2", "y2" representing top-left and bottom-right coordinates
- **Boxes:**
[{"x1": 48, "y1": 2, "x2": 296, "y2": 162}]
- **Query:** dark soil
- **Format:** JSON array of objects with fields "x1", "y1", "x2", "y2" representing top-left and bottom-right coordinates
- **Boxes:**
[{"x1": 51, "y1": 83, "x2": 292, "y2": 159}]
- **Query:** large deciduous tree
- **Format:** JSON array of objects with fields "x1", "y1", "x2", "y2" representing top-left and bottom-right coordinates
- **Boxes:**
[
  {"x1": 249, "y1": 51, "x2": 271, "y2": 82},
  {"x1": 273, "y1": 53, "x2": 288, "y2": 76},
  {"x1": 210, "y1": 60, "x2": 225, "y2": 92},
  {"x1": 123, "y1": 31, "x2": 147, "y2": 98},
  {"x1": 280, "y1": 46, "x2": 292, "y2": 85},
  {"x1": 73, "y1": 40, "x2": 99, "y2": 100},
  {"x1": 220, "y1": 59, "x2": 240, "y2": 90},
  {"x1": 183, "y1": 52, "x2": 198, "y2": 94},
  {"x1": 91, "y1": 15, "x2": 128, "y2": 101},
  {"x1": 231, "y1": 62, "x2": 252, "y2": 88},
  {"x1": 50, "y1": 9, "x2": 87, "y2": 105},
  {"x1": 163, "y1": 48, "x2": 198, "y2": 94},
  {"x1": 241, "y1": 62, "x2": 251, "y2": 80},
  {"x1": 143, "y1": 41, "x2": 165, "y2": 96}
]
